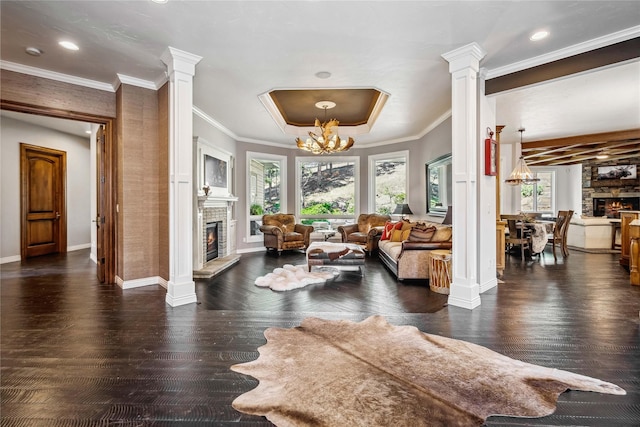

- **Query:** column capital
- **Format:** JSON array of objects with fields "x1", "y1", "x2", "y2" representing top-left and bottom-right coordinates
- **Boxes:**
[
  {"x1": 161, "y1": 46, "x2": 202, "y2": 77},
  {"x1": 442, "y1": 42, "x2": 487, "y2": 74}
]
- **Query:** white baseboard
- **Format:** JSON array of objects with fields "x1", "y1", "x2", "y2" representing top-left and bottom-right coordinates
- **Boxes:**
[
  {"x1": 0, "y1": 255, "x2": 21, "y2": 264},
  {"x1": 68, "y1": 243, "x2": 91, "y2": 252},
  {"x1": 115, "y1": 275, "x2": 168, "y2": 290},
  {"x1": 237, "y1": 246, "x2": 266, "y2": 254}
]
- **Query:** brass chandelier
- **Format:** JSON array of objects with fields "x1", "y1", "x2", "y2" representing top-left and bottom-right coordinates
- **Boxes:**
[
  {"x1": 505, "y1": 128, "x2": 540, "y2": 186},
  {"x1": 296, "y1": 101, "x2": 355, "y2": 155}
]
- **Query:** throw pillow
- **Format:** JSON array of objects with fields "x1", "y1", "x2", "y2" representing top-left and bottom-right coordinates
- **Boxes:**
[
  {"x1": 408, "y1": 226, "x2": 437, "y2": 242},
  {"x1": 431, "y1": 225, "x2": 453, "y2": 242},
  {"x1": 391, "y1": 228, "x2": 411, "y2": 242},
  {"x1": 381, "y1": 221, "x2": 401, "y2": 240}
]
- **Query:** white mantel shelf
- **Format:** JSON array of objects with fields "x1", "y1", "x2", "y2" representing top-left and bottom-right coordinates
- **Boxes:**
[{"x1": 197, "y1": 194, "x2": 239, "y2": 208}]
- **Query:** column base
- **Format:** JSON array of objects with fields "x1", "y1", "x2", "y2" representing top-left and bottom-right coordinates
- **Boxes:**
[
  {"x1": 165, "y1": 280, "x2": 197, "y2": 307},
  {"x1": 447, "y1": 281, "x2": 481, "y2": 310}
]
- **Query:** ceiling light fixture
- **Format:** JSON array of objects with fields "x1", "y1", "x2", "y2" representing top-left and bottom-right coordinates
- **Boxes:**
[
  {"x1": 530, "y1": 31, "x2": 549, "y2": 41},
  {"x1": 505, "y1": 128, "x2": 540, "y2": 186},
  {"x1": 59, "y1": 40, "x2": 79, "y2": 50},
  {"x1": 315, "y1": 71, "x2": 331, "y2": 79},
  {"x1": 151, "y1": 0, "x2": 168, "y2": 3},
  {"x1": 296, "y1": 101, "x2": 354, "y2": 155},
  {"x1": 25, "y1": 47, "x2": 43, "y2": 56}
]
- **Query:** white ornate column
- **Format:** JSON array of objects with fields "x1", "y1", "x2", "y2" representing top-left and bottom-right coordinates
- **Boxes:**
[
  {"x1": 442, "y1": 42, "x2": 486, "y2": 310},
  {"x1": 477, "y1": 68, "x2": 498, "y2": 293},
  {"x1": 161, "y1": 47, "x2": 202, "y2": 307}
]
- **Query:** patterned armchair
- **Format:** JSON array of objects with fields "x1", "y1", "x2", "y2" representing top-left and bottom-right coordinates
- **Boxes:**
[
  {"x1": 259, "y1": 214, "x2": 314, "y2": 254},
  {"x1": 338, "y1": 213, "x2": 391, "y2": 255}
]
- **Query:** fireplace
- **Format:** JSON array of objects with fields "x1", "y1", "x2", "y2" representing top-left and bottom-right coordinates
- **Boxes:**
[
  {"x1": 593, "y1": 197, "x2": 640, "y2": 218},
  {"x1": 206, "y1": 221, "x2": 222, "y2": 262}
]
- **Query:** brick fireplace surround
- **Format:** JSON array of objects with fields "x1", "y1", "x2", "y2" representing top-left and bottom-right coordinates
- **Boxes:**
[{"x1": 194, "y1": 195, "x2": 239, "y2": 278}]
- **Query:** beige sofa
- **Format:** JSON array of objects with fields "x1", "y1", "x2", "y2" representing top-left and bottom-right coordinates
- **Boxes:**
[{"x1": 378, "y1": 220, "x2": 452, "y2": 280}]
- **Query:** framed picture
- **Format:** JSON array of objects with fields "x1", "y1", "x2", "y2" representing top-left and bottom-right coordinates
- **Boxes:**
[
  {"x1": 196, "y1": 138, "x2": 233, "y2": 198},
  {"x1": 597, "y1": 165, "x2": 637, "y2": 180},
  {"x1": 205, "y1": 154, "x2": 228, "y2": 188},
  {"x1": 484, "y1": 137, "x2": 497, "y2": 176}
]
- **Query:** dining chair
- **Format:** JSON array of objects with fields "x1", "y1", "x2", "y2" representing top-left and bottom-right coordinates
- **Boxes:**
[
  {"x1": 501, "y1": 214, "x2": 532, "y2": 261},
  {"x1": 547, "y1": 210, "x2": 574, "y2": 259}
]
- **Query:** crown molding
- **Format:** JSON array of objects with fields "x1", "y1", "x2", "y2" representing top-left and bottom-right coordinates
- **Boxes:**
[
  {"x1": 192, "y1": 105, "x2": 239, "y2": 140},
  {"x1": 486, "y1": 25, "x2": 640, "y2": 79},
  {"x1": 115, "y1": 73, "x2": 159, "y2": 90},
  {"x1": 0, "y1": 60, "x2": 115, "y2": 92}
]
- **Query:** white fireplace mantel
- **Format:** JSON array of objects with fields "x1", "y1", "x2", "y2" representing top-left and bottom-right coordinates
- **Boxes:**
[
  {"x1": 194, "y1": 193, "x2": 238, "y2": 271},
  {"x1": 199, "y1": 194, "x2": 238, "y2": 208}
]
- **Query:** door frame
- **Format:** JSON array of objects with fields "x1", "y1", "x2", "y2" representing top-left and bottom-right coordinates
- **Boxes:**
[
  {"x1": 2, "y1": 100, "x2": 117, "y2": 284},
  {"x1": 20, "y1": 143, "x2": 67, "y2": 258}
]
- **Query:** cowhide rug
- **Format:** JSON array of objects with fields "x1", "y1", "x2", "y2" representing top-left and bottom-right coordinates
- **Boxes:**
[
  {"x1": 254, "y1": 264, "x2": 339, "y2": 291},
  {"x1": 231, "y1": 315, "x2": 625, "y2": 427}
]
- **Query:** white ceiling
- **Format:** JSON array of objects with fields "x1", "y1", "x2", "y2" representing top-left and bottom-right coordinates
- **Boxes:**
[{"x1": 1, "y1": 1, "x2": 639, "y2": 148}]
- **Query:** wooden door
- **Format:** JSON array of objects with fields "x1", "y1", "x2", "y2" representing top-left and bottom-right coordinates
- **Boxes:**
[
  {"x1": 96, "y1": 126, "x2": 106, "y2": 282},
  {"x1": 20, "y1": 144, "x2": 67, "y2": 259}
]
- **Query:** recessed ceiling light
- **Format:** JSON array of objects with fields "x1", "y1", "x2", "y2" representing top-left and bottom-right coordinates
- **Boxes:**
[
  {"x1": 151, "y1": 0, "x2": 168, "y2": 3},
  {"x1": 530, "y1": 31, "x2": 549, "y2": 41},
  {"x1": 59, "y1": 41, "x2": 79, "y2": 51},
  {"x1": 85, "y1": 130, "x2": 92, "y2": 134},
  {"x1": 25, "y1": 47, "x2": 43, "y2": 56},
  {"x1": 315, "y1": 71, "x2": 331, "y2": 79}
]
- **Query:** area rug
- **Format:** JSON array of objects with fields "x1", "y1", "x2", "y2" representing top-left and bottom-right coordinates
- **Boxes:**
[
  {"x1": 254, "y1": 264, "x2": 339, "y2": 291},
  {"x1": 231, "y1": 315, "x2": 625, "y2": 427}
]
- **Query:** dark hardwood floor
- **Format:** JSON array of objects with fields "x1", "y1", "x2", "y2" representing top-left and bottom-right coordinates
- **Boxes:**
[{"x1": 1, "y1": 247, "x2": 639, "y2": 426}]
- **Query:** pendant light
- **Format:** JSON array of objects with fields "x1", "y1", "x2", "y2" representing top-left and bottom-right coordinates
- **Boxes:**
[{"x1": 505, "y1": 128, "x2": 540, "y2": 186}]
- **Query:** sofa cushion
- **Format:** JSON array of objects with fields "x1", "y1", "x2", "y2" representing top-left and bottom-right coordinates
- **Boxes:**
[
  {"x1": 346, "y1": 231, "x2": 368, "y2": 244},
  {"x1": 379, "y1": 240, "x2": 403, "y2": 260},
  {"x1": 283, "y1": 231, "x2": 303, "y2": 242}
]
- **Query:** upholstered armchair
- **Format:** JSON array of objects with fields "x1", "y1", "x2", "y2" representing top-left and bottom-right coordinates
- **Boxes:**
[
  {"x1": 338, "y1": 213, "x2": 391, "y2": 255},
  {"x1": 259, "y1": 214, "x2": 314, "y2": 254}
]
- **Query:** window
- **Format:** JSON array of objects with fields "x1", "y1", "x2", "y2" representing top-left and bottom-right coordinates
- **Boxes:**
[
  {"x1": 246, "y1": 152, "x2": 286, "y2": 242},
  {"x1": 296, "y1": 157, "x2": 359, "y2": 223},
  {"x1": 426, "y1": 154, "x2": 452, "y2": 215},
  {"x1": 521, "y1": 170, "x2": 555, "y2": 214},
  {"x1": 369, "y1": 151, "x2": 408, "y2": 214}
]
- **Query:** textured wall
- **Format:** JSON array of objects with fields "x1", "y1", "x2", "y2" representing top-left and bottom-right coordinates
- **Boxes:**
[
  {"x1": 1, "y1": 70, "x2": 115, "y2": 118},
  {"x1": 116, "y1": 84, "x2": 160, "y2": 281}
]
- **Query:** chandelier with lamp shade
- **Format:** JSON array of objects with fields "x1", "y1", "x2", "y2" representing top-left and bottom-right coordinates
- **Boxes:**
[{"x1": 505, "y1": 128, "x2": 540, "y2": 186}]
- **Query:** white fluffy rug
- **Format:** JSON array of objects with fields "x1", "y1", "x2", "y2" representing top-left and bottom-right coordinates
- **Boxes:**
[{"x1": 255, "y1": 264, "x2": 339, "y2": 291}]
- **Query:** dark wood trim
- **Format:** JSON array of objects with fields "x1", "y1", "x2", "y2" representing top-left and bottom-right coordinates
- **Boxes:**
[
  {"x1": 486, "y1": 37, "x2": 640, "y2": 95},
  {"x1": 3, "y1": 99, "x2": 117, "y2": 284},
  {"x1": 522, "y1": 129, "x2": 640, "y2": 149}
]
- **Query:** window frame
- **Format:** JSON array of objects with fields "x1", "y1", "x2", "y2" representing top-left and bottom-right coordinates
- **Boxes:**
[
  {"x1": 521, "y1": 169, "x2": 556, "y2": 215},
  {"x1": 246, "y1": 152, "x2": 287, "y2": 243},
  {"x1": 295, "y1": 156, "x2": 360, "y2": 221},
  {"x1": 368, "y1": 150, "x2": 409, "y2": 214}
]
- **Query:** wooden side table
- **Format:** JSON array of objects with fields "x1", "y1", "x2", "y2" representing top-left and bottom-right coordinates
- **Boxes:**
[{"x1": 428, "y1": 250, "x2": 452, "y2": 294}]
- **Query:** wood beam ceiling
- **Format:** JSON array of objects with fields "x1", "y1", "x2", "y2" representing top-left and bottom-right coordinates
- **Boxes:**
[{"x1": 521, "y1": 129, "x2": 640, "y2": 166}]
